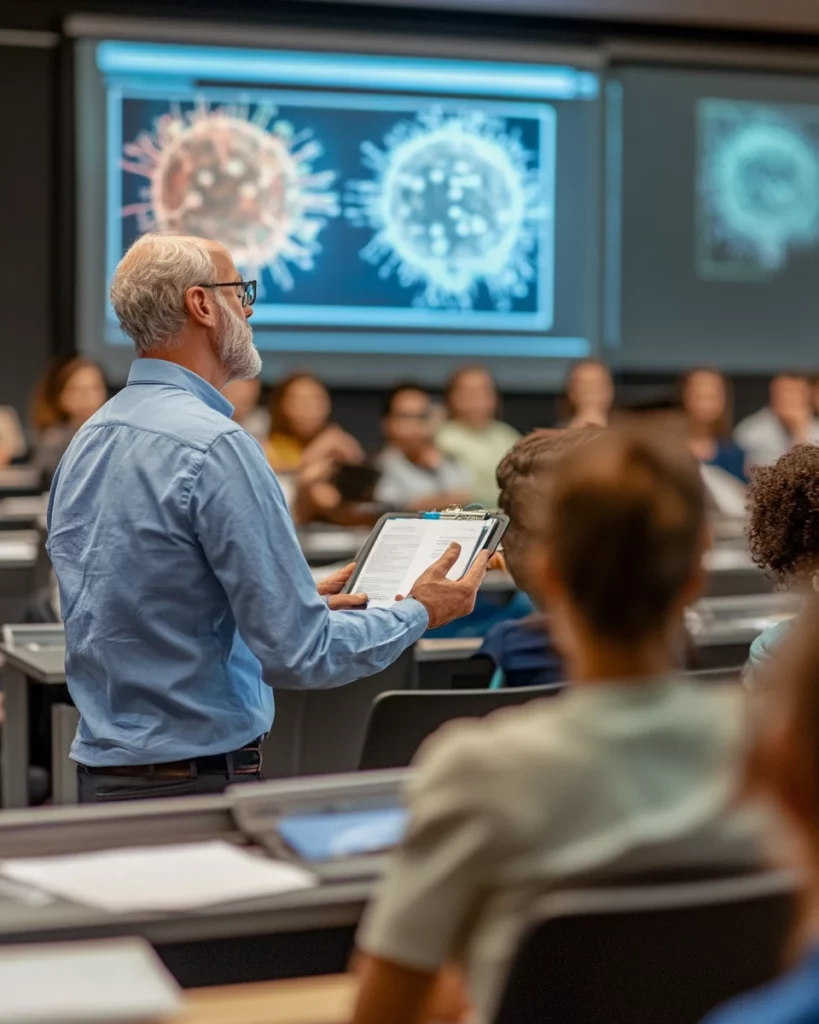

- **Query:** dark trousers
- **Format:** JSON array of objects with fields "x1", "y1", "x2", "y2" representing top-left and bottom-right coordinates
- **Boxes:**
[{"x1": 77, "y1": 766, "x2": 264, "y2": 803}]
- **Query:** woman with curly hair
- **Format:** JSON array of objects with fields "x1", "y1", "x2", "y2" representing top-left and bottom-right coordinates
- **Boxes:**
[{"x1": 746, "y1": 443, "x2": 819, "y2": 678}]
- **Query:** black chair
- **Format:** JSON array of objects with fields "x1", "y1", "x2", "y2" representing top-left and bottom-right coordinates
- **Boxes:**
[
  {"x1": 264, "y1": 645, "x2": 417, "y2": 778},
  {"x1": 358, "y1": 683, "x2": 562, "y2": 770},
  {"x1": 492, "y1": 871, "x2": 796, "y2": 1024}
]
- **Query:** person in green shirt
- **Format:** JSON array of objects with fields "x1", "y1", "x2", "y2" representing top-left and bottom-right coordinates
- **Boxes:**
[{"x1": 437, "y1": 365, "x2": 520, "y2": 509}]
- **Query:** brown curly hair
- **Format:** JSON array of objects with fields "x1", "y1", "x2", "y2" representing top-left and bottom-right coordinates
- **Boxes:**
[{"x1": 747, "y1": 444, "x2": 819, "y2": 584}]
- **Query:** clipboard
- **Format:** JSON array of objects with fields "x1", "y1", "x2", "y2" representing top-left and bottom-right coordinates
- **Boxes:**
[{"x1": 342, "y1": 506, "x2": 509, "y2": 607}]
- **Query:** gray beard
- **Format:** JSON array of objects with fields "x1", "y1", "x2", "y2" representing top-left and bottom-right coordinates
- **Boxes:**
[{"x1": 214, "y1": 290, "x2": 262, "y2": 382}]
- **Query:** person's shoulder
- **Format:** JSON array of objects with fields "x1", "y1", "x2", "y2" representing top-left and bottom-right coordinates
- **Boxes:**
[
  {"x1": 492, "y1": 420, "x2": 521, "y2": 444},
  {"x1": 702, "y1": 949, "x2": 819, "y2": 1024},
  {"x1": 749, "y1": 620, "x2": 792, "y2": 670},
  {"x1": 411, "y1": 694, "x2": 566, "y2": 829},
  {"x1": 103, "y1": 385, "x2": 244, "y2": 452},
  {"x1": 735, "y1": 408, "x2": 775, "y2": 438}
]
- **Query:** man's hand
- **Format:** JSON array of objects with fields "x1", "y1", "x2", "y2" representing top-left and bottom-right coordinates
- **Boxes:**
[
  {"x1": 317, "y1": 562, "x2": 368, "y2": 610},
  {"x1": 402, "y1": 543, "x2": 489, "y2": 630}
]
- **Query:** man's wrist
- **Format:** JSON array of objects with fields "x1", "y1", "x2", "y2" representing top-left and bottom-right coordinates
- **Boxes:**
[{"x1": 400, "y1": 595, "x2": 431, "y2": 630}]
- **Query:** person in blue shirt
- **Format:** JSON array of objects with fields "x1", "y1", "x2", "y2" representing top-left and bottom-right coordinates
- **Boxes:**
[
  {"x1": 479, "y1": 428, "x2": 601, "y2": 687},
  {"x1": 702, "y1": 595, "x2": 819, "y2": 1024},
  {"x1": 47, "y1": 233, "x2": 487, "y2": 803},
  {"x1": 679, "y1": 367, "x2": 747, "y2": 483}
]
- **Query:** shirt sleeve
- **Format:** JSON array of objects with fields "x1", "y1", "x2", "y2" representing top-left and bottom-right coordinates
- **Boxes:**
[
  {"x1": 357, "y1": 721, "x2": 520, "y2": 971},
  {"x1": 188, "y1": 429, "x2": 429, "y2": 690}
]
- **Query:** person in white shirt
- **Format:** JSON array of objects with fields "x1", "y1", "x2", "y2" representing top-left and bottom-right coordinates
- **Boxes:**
[
  {"x1": 734, "y1": 373, "x2": 819, "y2": 468},
  {"x1": 353, "y1": 427, "x2": 767, "y2": 1024},
  {"x1": 437, "y1": 366, "x2": 519, "y2": 509},
  {"x1": 375, "y1": 383, "x2": 471, "y2": 512}
]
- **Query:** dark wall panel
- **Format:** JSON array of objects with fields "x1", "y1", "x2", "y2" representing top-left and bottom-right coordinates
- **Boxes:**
[{"x1": 0, "y1": 44, "x2": 54, "y2": 417}]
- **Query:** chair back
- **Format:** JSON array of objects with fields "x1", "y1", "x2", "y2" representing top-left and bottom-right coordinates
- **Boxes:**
[
  {"x1": 493, "y1": 871, "x2": 797, "y2": 1024},
  {"x1": 358, "y1": 683, "x2": 562, "y2": 770},
  {"x1": 264, "y1": 646, "x2": 417, "y2": 778}
]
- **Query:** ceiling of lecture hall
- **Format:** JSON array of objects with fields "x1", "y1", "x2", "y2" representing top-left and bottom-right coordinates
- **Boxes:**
[{"x1": 302, "y1": 0, "x2": 819, "y2": 32}]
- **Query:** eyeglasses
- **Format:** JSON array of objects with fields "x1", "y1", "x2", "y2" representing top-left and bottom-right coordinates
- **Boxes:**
[{"x1": 198, "y1": 280, "x2": 257, "y2": 307}]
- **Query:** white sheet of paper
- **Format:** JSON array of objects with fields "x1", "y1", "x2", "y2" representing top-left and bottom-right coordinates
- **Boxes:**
[
  {"x1": 0, "y1": 840, "x2": 316, "y2": 914},
  {"x1": 0, "y1": 938, "x2": 181, "y2": 1023},
  {"x1": 355, "y1": 518, "x2": 490, "y2": 609}
]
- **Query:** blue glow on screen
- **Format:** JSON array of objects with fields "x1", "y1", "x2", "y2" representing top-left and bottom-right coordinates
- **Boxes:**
[{"x1": 98, "y1": 40, "x2": 597, "y2": 356}]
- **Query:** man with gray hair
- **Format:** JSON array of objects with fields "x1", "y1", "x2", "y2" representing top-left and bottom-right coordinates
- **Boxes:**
[{"x1": 47, "y1": 234, "x2": 487, "y2": 802}]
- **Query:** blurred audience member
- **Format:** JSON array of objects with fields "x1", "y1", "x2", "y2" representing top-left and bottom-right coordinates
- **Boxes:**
[
  {"x1": 680, "y1": 368, "x2": 746, "y2": 482},
  {"x1": 265, "y1": 372, "x2": 363, "y2": 473},
  {"x1": 375, "y1": 383, "x2": 470, "y2": 511},
  {"x1": 437, "y1": 366, "x2": 519, "y2": 509},
  {"x1": 480, "y1": 428, "x2": 600, "y2": 687},
  {"x1": 735, "y1": 373, "x2": 819, "y2": 468},
  {"x1": 702, "y1": 597, "x2": 819, "y2": 1024},
  {"x1": 353, "y1": 428, "x2": 764, "y2": 1024},
  {"x1": 0, "y1": 406, "x2": 26, "y2": 466},
  {"x1": 30, "y1": 357, "x2": 107, "y2": 484},
  {"x1": 745, "y1": 445, "x2": 819, "y2": 681},
  {"x1": 561, "y1": 358, "x2": 615, "y2": 429},
  {"x1": 222, "y1": 377, "x2": 269, "y2": 445}
]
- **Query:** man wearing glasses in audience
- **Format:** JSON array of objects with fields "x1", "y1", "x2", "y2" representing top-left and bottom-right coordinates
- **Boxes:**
[
  {"x1": 375, "y1": 383, "x2": 472, "y2": 512},
  {"x1": 47, "y1": 233, "x2": 487, "y2": 802}
]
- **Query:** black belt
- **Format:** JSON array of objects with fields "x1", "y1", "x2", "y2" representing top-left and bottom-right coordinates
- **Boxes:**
[{"x1": 79, "y1": 741, "x2": 263, "y2": 779}]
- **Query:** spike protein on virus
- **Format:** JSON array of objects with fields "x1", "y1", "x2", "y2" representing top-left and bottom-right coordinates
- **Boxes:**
[
  {"x1": 344, "y1": 108, "x2": 553, "y2": 311},
  {"x1": 121, "y1": 100, "x2": 340, "y2": 292}
]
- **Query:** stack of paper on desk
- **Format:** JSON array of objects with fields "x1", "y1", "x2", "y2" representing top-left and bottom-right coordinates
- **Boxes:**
[
  {"x1": 0, "y1": 840, "x2": 316, "y2": 913},
  {"x1": 0, "y1": 937, "x2": 181, "y2": 1022}
]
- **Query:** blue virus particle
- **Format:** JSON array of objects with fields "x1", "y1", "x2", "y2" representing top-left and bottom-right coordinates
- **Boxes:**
[
  {"x1": 122, "y1": 100, "x2": 340, "y2": 292},
  {"x1": 344, "y1": 108, "x2": 549, "y2": 310},
  {"x1": 699, "y1": 100, "x2": 819, "y2": 277}
]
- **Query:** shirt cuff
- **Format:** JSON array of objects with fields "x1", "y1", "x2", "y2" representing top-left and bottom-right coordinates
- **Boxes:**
[{"x1": 392, "y1": 596, "x2": 429, "y2": 636}]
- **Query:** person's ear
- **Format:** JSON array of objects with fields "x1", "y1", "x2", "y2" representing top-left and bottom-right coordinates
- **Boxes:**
[{"x1": 184, "y1": 286, "x2": 217, "y2": 329}]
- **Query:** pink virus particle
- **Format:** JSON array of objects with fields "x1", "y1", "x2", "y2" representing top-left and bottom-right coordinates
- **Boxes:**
[{"x1": 121, "y1": 101, "x2": 340, "y2": 290}]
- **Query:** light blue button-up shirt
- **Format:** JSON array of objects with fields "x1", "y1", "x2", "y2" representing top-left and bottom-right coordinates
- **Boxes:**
[{"x1": 47, "y1": 359, "x2": 429, "y2": 767}]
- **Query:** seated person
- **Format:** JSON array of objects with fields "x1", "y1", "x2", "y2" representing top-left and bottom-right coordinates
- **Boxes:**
[
  {"x1": 0, "y1": 406, "x2": 26, "y2": 466},
  {"x1": 745, "y1": 444, "x2": 819, "y2": 681},
  {"x1": 222, "y1": 377, "x2": 270, "y2": 445},
  {"x1": 30, "y1": 357, "x2": 107, "y2": 485},
  {"x1": 480, "y1": 428, "x2": 600, "y2": 688},
  {"x1": 735, "y1": 373, "x2": 819, "y2": 468},
  {"x1": 702, "y1": 598, "x2": 819, "y2": 1024},
  {"x1": 353, "y1": 428, "x2": 766, "y2": 1024},
  {"x1": 375, "y1": 383, "x2": 471, "y2": 512},
  {"x1": 559, "y1": 358, "x2": 615, "y2": 429},
  {"x1": 265, "y1": 372, "x2": 363, "y2": 474},
  {"x1": 679, "y1": 367, "x2": 746, "y2": 483},
  {"x1": 437, "y1": 366, "x2": 519, "y2": 509}
]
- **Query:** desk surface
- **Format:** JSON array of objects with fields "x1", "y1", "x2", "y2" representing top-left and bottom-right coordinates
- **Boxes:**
[
  {"x1": 167, "y1": 975, "x2": 356, "y2": 1024},
  {"x1": 0, "y1": 644, "x2": 67, "y2": 684},
  {"x1": 0, "y1": 877, "x2": 371, "y2": 949}
]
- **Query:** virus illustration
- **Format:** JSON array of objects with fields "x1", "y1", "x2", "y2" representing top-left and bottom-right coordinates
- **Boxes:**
[
  {"x1": 344, "y1": 108, "x2": 550, "y2": 310},
  {"x1": 121, "y1": 100, "x2": 340, "y2": 291},
  {"x1": 699, "y1": 100, "x2": 819, "y2": 277}
]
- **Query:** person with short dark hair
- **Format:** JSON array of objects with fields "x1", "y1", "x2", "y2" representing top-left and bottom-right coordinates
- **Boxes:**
[
  {"x1": 352, "y1": 428, "x2": 765, "y2": 1024},
  {"x1": 479, "y1": 428, "x2": 600, "y2": 687},
  {"x1": 734, "y1": 373, "x2": 819, "y2": 468},
  {"x1": 437, "y1": 366, "x2": 519, "y2": 509},
  {"x1": 745, "y1": 444, "x2": 819, "y2": 680},
  {"x1": 375, "y1": 383, "x2": 471, "y2": 511},
  {"x1": 679, "y1": 367, "x2": 747, "y2": 482}
]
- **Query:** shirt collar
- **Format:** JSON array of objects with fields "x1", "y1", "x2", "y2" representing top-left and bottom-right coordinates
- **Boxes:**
[{"x1": 127, "y1": 359, "x2": 234, "y2": 417}]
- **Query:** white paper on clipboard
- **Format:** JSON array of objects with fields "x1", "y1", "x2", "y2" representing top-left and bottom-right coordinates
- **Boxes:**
[{"x1": 354, "y1": 517, "x2": 491, "y2": 608}]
